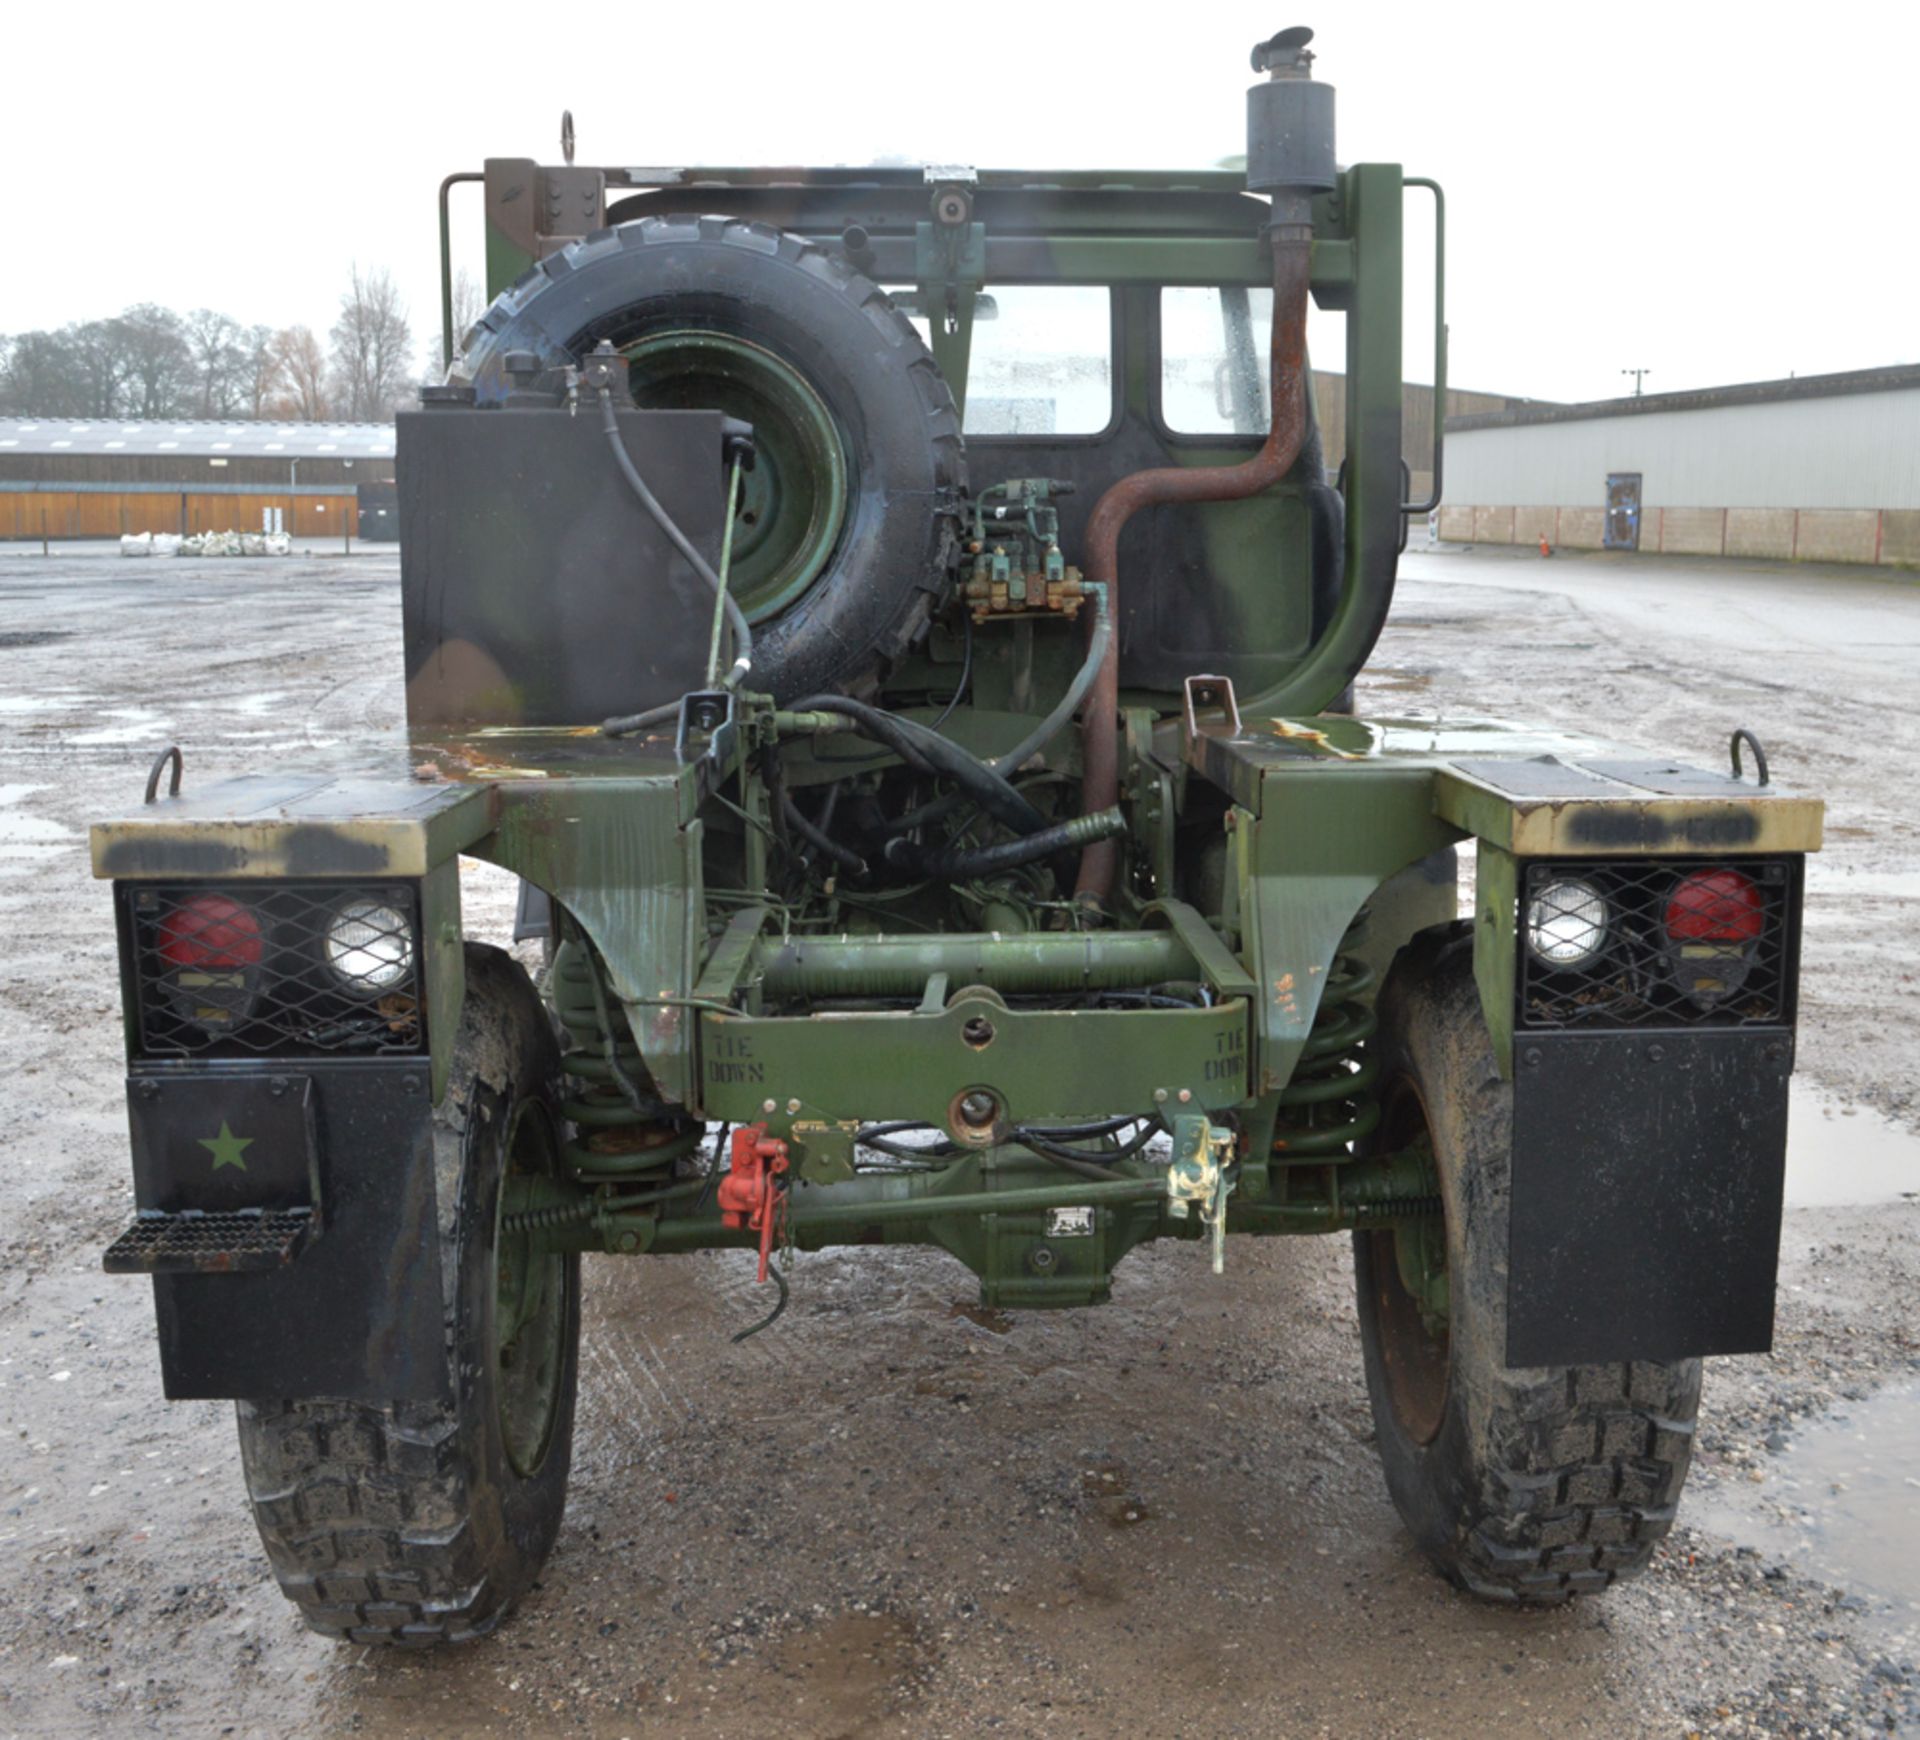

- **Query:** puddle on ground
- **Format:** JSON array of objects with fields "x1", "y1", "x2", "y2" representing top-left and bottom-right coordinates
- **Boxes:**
[
  {"x1": 1786, "y1": 1083, "x2": 1920, "y2": 1207},
  {"x1": 0, "y1": 785, "x2": 74, "y2": 877},
  {"x1": 66, "y1": 707, "x2": 171, "y2": 747},
  {"x1": 1692, "y1": 1384, "x2": 1920, "y2": 1628}
]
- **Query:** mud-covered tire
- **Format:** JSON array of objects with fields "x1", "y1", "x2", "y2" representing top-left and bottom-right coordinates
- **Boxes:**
[
  {"x1": 235, "y1": 945, "x2": 580, "y2": 1645},
  {"x1": 1354, "y1": 922, "x2": 1701, "y2": 1604},
  {"x1": 461, "y1": 215, "x2": 966, "y2": 702}
]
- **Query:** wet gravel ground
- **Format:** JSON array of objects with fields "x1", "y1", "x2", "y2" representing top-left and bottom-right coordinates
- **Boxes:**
[{"x1": 0, "y1": 543, "x2": 1916, "y2": 1737}]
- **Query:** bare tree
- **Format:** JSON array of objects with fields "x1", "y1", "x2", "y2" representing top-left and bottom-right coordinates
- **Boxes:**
[
  {"x1": 0, "y1": 330, "x2": 86, "y2": 416},
  {"x1": 450, "y1": 268, "x2": 485, "y2": 364},
  {"x1": 0, "y1": 282, "x2": 414, "y2": 423},
  {"x1": 115, "y1": 305, "x2": 194, "y2": 418},
  {"x1": 68, "y1": 320, "x2": 135, "y2": 417},
  {"x1": 272, "y1": 326, "x2": 331, "y2": 420},
  {"x1": 329, "y1": 265, "x2": 414, "y2": 419},
  {"x1": 185, "y1": 308, "x2": 246, "y2": 417},
  {"x1": 242, "y1": 324, "x2": 281, "y2": 418}
]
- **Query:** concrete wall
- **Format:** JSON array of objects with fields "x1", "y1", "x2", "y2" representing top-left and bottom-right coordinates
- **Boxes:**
[
  {"x1": 1442, "y1": 502, "x2": 1919, "y2": 566},
  {"x1": 1725, "y1": 508, "x2": 1795, "y2": 559}
]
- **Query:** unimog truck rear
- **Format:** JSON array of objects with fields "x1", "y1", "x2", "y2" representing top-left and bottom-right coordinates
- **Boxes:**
[{"x1": 91, "y1": 28, "x2": 1822, "y2": 1642}]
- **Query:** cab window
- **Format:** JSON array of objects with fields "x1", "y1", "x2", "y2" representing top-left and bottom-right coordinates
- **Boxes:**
[
  {"x1": 1160, "y1": 285, "x2": 1274, "y2": 436},
  {"x1": 897, "y1": 285, "x2": 1114, "y2": 436}
]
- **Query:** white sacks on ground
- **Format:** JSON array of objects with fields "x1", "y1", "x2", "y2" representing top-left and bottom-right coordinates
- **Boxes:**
[
  {"x1": 119, "y1": 533, "x2": 152, "y2": 557},
  {"x1": 176, "y1": 530, "x2": 294, "y2": 557}
]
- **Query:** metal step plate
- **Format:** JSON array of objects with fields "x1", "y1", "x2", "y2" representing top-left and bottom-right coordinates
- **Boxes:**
[{"x1": 102, "y1": 1207, "x2": 314, "y2": 1275}]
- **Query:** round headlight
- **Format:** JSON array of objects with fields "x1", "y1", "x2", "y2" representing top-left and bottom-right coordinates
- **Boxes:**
[
  {"x1": 1525, "y1": 878, "x2": 1610, "y2": 968},
  {"x1": 324, "y1": 899, "x2": 413, "y2": 993}
]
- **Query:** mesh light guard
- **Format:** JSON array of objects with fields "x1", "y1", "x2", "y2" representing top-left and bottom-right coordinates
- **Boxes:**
[
  {"x1": 127, "y1": 882, "x2": 424, "y2": 1059},
  {"x1": 1517, "y1": 858, "x2": 1797, "y2": 1032}
]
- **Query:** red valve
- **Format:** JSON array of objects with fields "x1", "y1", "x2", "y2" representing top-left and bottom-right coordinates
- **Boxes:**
[{"x1": 717, "y1": 1123, "x2": 789, "y2": 1282}]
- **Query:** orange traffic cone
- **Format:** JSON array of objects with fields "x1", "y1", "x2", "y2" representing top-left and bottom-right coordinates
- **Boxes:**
[{"x1": 1538, "y1": 534, "x2": 1553, "y2": 557}]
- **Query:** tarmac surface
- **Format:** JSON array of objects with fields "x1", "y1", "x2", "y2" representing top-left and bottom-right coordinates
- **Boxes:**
[{"x1": 0, "y1": 542, "x2": 1916, "y2": 1737}]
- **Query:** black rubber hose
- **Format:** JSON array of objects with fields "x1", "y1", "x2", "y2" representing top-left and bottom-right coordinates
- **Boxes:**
[
  {"x1": 875, "y1": 591, "x2": 1102, "y2": 842},
  {"x1": 792, "y1": 694, "x2": 1047, "y2": 837},
  {"x1": 596, "y1": 385, "x2": 753, "y2": 687},
  {"x1": 1014, "y1": 1117, "x2": 1162, "y2": 1165},
  {"x1": 783, "y1": 789, "x2": 866, "y2": 875},
  {"x1": 882, "y1": 806, "x2": 1125, "y2": 880},
  {"x1": 763, "y1": 743, "x2": 866, "y2": 875},
  {"x1": 602, "y1": 698, "x2": 677, "y2": 738}
]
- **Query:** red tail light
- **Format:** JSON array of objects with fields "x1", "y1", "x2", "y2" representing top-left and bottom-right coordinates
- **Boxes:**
[
  {"x1": 1665, "y1": 869, "x2": 1763, "y2": 944},
  {"x1": 157, "y1": 894, "x2": 265, "y2": 970}
]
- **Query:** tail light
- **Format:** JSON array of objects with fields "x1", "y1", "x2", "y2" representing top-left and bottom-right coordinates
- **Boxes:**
[
  {"x1": 1664, "y1": 867, "x2": 1763, "y2": 1010},
  {"x1": 1665, "y1": 869, "x2": 1764, "y2": 944},
  {"x1": 154, "y1": 893, "x2": 265, "y2": 1033},
  {"x1": 157, "y1": 894, "x2": 265, "y2": 970}
]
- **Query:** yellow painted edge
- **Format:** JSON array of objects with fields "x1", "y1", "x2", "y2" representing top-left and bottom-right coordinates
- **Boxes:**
[
  {"x1": 1433, "y1": 769, "x2": 1825, "y2": 856},
  {"x1": 90, "y1": 820, "x2": 436, "y2": 880}
]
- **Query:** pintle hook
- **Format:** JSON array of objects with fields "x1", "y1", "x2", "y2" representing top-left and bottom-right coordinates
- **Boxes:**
[{"x1": 718, "y1": 1123, "x2": 790, "y2": 1283}]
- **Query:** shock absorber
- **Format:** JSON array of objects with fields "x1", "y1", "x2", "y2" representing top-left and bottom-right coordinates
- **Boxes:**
[
  {"x1": 1271, "y1": 910, "x2": 1380, "y2": 1161},
  {"x1": 549, "y1": 927, "x2": 701, "y2": 1182}
]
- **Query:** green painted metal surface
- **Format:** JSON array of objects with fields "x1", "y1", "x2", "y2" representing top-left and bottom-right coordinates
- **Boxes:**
[
  {"x1": 91, "y1": 81, "x2": 1822, "y2": 1334},
  {"x1": 697, "y1": 989, "x2": 1249, "y2": 1133},
  {"x1": 474, "y1": 776, "x2": 706, "y2": 1107}
]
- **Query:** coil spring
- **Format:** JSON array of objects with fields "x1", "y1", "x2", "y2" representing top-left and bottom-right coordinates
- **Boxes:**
[
  {"x1": 1347, "y1": 1195, "x2": 1442, "y2": 1223},
  {"x1": 1272, "y1": 912, "x2": 1380, "y2": 1160},
  {"x1": 550, "y1": 935, "x2": 699, "y2": 1181}
]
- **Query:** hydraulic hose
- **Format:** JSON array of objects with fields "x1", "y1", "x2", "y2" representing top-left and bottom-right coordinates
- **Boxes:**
[
  {"x1": 763, "y1": 741, "x2": 868, "y2": 876},
  {"x1": 881, "y1": 805, "x2": 1126, "y2": 880},
  {"x1": 596, "y1": 385, "x2": 753, "y2": 689},
  {"x1": 877, "y1": 583, "x2": 1112, "y2": 845},
  {"x1": 987, "y1": 581, "x2": 1110, "y2": 778},
  {"x1": 1073, "y1": 225, "x2": 1314, "y2": 905},
  {"x1": 792, "y1": 694, "x2": 1049, "y2": 837}
]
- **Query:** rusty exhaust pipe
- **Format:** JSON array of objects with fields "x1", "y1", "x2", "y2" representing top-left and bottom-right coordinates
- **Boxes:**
[{"x1": 1074, "y1": 27, "x2": 1336, "y2": 907}]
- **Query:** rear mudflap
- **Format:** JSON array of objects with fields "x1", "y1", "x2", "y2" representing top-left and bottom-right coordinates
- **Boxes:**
[
  {"x1": 1506, "y1": 1030, "x2": 1791, "y2": 1366},
  {"x1": 106, "y1": 1065, "x2": 449, "y2": 1402}
]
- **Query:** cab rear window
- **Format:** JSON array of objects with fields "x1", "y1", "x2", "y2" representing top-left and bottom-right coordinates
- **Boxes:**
[
  {"x1": 1160, "y1": 286, "x2": 1274, "y2": 436},
  {"x1": 895, "y1": 285, "x2": 1113, "y2": 436}
]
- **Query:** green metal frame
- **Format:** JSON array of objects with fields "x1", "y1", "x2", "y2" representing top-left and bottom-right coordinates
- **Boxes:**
[{"x1": 88, "y1": 146, "x2": 1822, "y2": 1318}]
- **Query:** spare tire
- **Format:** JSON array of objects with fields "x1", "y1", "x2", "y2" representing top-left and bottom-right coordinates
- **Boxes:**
[{"x1": 462, "y1": 216, "x2": 966, "y2": 701}]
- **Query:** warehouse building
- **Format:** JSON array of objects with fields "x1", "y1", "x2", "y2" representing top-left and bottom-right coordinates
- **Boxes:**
[
  {"x1": 0, "y1": 419, "x2": 397, "y2": 542},
  {"x1": 1438, "y1": 363, "x2": 1920, "y2": 568}
]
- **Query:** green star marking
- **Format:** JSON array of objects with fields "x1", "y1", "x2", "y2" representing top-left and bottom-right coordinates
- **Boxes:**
[{"x1": 199, "y1": 1121, "x2": 254, "y2": 1172}]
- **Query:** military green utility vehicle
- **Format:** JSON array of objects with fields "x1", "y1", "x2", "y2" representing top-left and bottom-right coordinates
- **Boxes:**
[{"x1": 93, "y1": 28, "x2": 1822, "y2": 1644}]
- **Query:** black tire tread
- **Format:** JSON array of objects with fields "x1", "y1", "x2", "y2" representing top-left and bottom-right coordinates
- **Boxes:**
[
  {"x1": 1358, "y1": 919, "x2": 1701, "y2": 1607},
  {"x1": 236, "y1": 947, "x2": 574, "y2": 1647},
  {"x1": 238, "y1": 1399, "x2": 501, "y2": 1645},
  {"x1": 1448, "y1": 1357, "x2": 1698, "y2": 1604}
]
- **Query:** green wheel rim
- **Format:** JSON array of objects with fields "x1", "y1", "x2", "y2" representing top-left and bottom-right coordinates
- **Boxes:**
[
  {"x1": 494, "y1": 1101, "x2": 568, "y2": 1478},
  {"x1": 623, "y1": 330, "x2": 848, "y2": 624}
]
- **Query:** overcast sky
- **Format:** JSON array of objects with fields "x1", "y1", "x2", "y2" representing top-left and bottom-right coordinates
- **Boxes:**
[{"x1": 6, "y1": 1, "x2": 1914, "y2": 405}]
